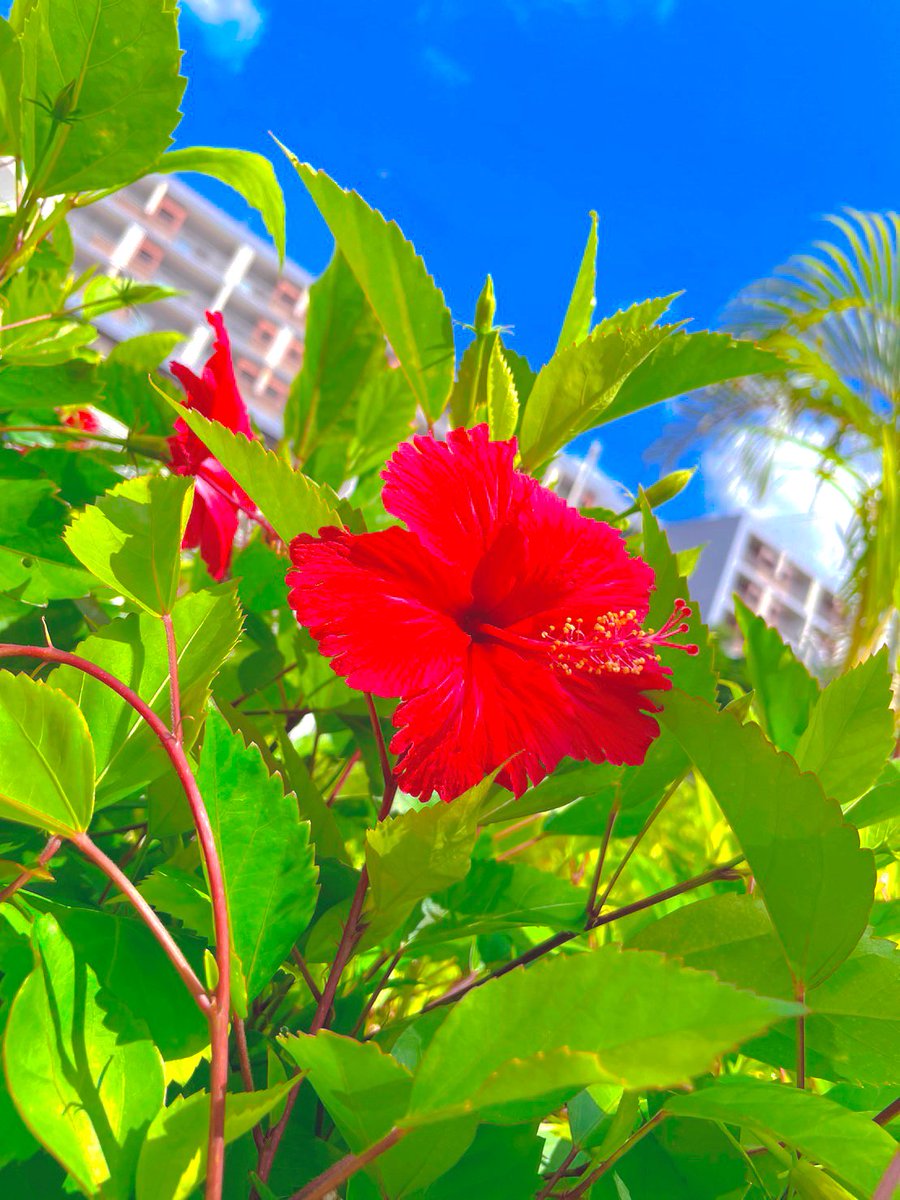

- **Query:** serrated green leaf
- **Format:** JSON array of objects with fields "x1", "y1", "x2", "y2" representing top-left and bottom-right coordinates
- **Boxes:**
[
  {"x1": 599, "y1": 330, "x2": 785, "y2": 426},
  {"x1": 156, "y1": 146, "x2": 286, "y2": 263},
  {"x1": 164, "y1": 399, "x2": 346, "y2": 543},
  {"x1": 279, "y1": 1031, "x2": 476, "y2": 1198},
  {"x1": 55, "y1": 585, "x2": 242, "y2": 804},
  {"x1": 794, "y1": 649, "x2": 894, "y2": 803},
  {"x1": 735, "y1": 596, "x2": 819, "y2": 752},
  {"x1": 135, "y1": 1079, "x2": 293, "y2": 1200},
  {"x1": 666, "y1": 1078, "x2": 896, "y2": 1199},
  {"x1": 285, "y1": 248, "x2": 387, "y2": 462},
  {"x1": 518, "y1": 324, "x2": 673, "y2": 473},
  {"x1": 0, "y1": 360, "x2": 102, "y2": 412},
  {"x1": 364, "y1": 774, "x2": 499, "y2": 944},
  {"x1": 200, "y1": 709, "x2": 319, "y2": 1005},
  {"x1": 486, "y1": 340, "x2": 519, "y2": 440},
  {"x1": 407, "y1": 945, "x2": 799, "y2": 1122},
  {"x1": 3, "y1": 914, "x2": 164, "y2": 1199},
  {"x1": 556, "y1": 210, "x2": 598, "y2": 351},
  {"x1": 0, "y1": 672, "x2": 93, "y2": 835},
  {"x1": 286, "y1": 156, "x2": 455, "y2": 422},
  {"x1": 661, "y1": 692, "x2": 874, "y2": 987},
  {"x1": 847, "y1": 759, "x2": 900, "y2": 828},
  {"x1": 20, "y1": 0, "x2": 184, "y2": 194},
  {"x1": 65, "y1": 474, "x2": 193, "y2": 614}
]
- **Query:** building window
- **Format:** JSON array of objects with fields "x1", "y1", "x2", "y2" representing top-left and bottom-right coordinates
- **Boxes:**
[
  {"x1": 129, "y1": 236, "x2": 165, "y2": 279},
  {"x1": 263, "y1": 375, "x2": 288, "y2": 406},
  {"x1": 235, "y1": 358, "x2": 261, "y2": 393},
  {"x1": 282, "y1": 338, "x2": 304, "y2": 372},
  {"x1": 251, "y1": 319, "x2": 278, "y2": 352},
  {"x1": 271, "y1": 279, "x2": 302, "y2": 316},
  {"x1": 148, "y1": 194, "x2": 186, "y2": 237}
]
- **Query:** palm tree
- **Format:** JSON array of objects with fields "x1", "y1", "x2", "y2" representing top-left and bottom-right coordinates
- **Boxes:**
[{"x1": 665, "y1": 209, "x2": 900, "y2": 666}]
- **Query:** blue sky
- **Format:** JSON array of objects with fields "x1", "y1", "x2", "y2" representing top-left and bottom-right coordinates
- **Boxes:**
[{"x1": 176, "y1": 0, "x2": 900, "y2": 519}]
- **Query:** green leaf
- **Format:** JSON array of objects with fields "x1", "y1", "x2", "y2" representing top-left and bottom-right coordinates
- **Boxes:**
[
  {"x1": 598, "y1": 331, "x2": 784, "y2": 426},
  {"x1": 0, "y1": 464, "x2": 93, "y2": 604},
  {"x1": 284, "y1": 248, "x2": 387, "y2": 461},
  {"x1": 661, "y1": 692, "x2": 874, "y2": 987},
  {"x1": 406, "y1": 945, "x2": 798, "y2": 1123},
  {"x1": 519, "y1": 323, "x2": 673, "y2": 472},
  {"x1": 423, "y1": 1123, "x2": 542, "y2": 1200},
  {"x1": 557, "y1": 210, "x2": 598, "y2": 351},
  {"x1": 0, "y1": 672, "x2": 93, "y2": 835},
  {"x1": 666, "y1": 1078, "x2": 896, "y2": 1199},
  {"x1": 793, "y1": 649, "x2": 894, "y2": 803},
  {"x1": 735, "y1": 597, "x2": 819, "y2": 752},
  {"x1": 486, "y1": 340, "x2": 519, "y2": 440},
  {"x1": 98, "y1": 332, "x2": 183, "y2": 435},
  {"x1": 65, "y1": 474, "x2": 193, "y2": 614},
  {"x1": 286, "y1": 156, "x2": 455, "y2": 423},
  {"x1": 279, "y1": 1032, "x2": 476, "y2": 1198},
  {"x1": 0, "y1": 17, "x2": 22, "y2": 157},
  {"x1": 596, "y1": 1116, "x2": 749, "y2": 1200},
  {"x1": 48, "y1": 904, "x2": 208, "y2": 1062},
  {"x1": 0, "y1": 360, "x2": 102, "y2": 412},
  {"x1": 200, "y1": 709, "x2": 319, "y2": 1005},
  {"x1": 20, "y1": 0, "x2": 185, "y2": 194},
  {"x1": 156, "y1": 146, "x2": 286, "y2": 263},
  {"x1": 847, "y1": 760, "x2": 900, "y2": 829},
  {"x1": 363, "y1": 775, "x2": 496, "y2": 944},
  {"x1": 55, "y1": 585, "x2": 242, "y2": 805},
  {"x1": 135, "y1": 1080, "x2": 294, "y2": 1200},
  {"x1": 164, "y1": 399, "x2": 346, "y2": 543},
  {"x1": 4, "y1": 914, "x2": 164, "y2": 1199}
]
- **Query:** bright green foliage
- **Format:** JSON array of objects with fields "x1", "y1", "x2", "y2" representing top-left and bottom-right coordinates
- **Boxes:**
[
  {"x1": 65, "y1": 474, "x2": 193, "y2": 615},
  {"x1": 285, "y1": 249, "x2": 388, "y2": 463},
  {"x1": 287, "y1": 156, "x2": 455, "y2": 423},
  {"x1": 599, "y1": 329, "x2": 784, "y2": 425},
  {"x1": 449, "y1": 277, "x2": 518, "y2": 438},
  {"x1": 0, "y1": 672, "x2": 93, "y2": 834},
  {"x1": 662, "y1": 693, "x2": 875, "y2": 986},
  {"x1": 666, "y1": 1078, "x2": 897, "y2": 1198},
  {"x1": 157, "y1": 147, "x2": 286, "y2": 263},
  {"x1": 56, "y1": 585, "x2": 241, "y2": 804},
  {"x1": 793, "y1": 648, "x2": 894, "y2": 802},
  {"x1": 200, "y1": 709, "x2": 319, "y2": 1006},
  {"x1": 556, "y1": 210, "x2": 598, "y2": 350},
  {"x1": 0, "y1": 360, "x2": 102, "y2": 411},
  {"x1": 165, "y1": 400, "x2": 347, "y2": 542},
  {"x1": 847, "y1": 758, "x2": 900, "y2": 827},
  {"x1": 518, "y1": 322, "x2": 672, "y2": 472},
  {"x1": 19, "y1": 0, "x2": 185, "y2": 193},
  {"x1": 135, "y1": 1080, "x2": 294, "y2": 1200},
  {"x1": 735, "y1": 597, "x2": 819, "y2": 751},
  {"x1": 407, "y1": 946, "x2": 798, "y2": 1122},
  {"x1": 4, "y1": 915, "x2": 164, "y2": 1199}
]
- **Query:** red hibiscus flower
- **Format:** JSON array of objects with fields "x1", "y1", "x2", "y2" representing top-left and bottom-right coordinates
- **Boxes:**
[
  {"x1": 60, "y1": 406, "x2": 100, "y2": 433},
  {"x1": 169, "y1": 311, "x2": 259, "y2": 581},
  {"x1": 287, "y1": 425, "x2": 696, "y2": 803}
]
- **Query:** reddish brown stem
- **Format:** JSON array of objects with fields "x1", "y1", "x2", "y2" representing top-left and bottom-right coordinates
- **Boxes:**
[
  {"x1": 327, "y1": 749, "x2": 361, "y2": 806},
  {"x1": 0, "y1": 835, "x2": 62, "y2": 904},
  {"x1": 875, "y1": 1094, "x2": 900, "y2": 1126},
  {"x1": 562, "y1": 1111, "x2": 665, "y2": 1199},
  {"x1": 162, "y1": 614, "x2": 183, "y2": 746},
  {"x1": 73, "y1": 832, "x2": 210, "y2": 1014},
  {"x1": 0, "y1": 644, "x2": 231, "y2": 1200},
  {"x1": 234, "y1": 1016, "x2": 264, "y2": 1152},
  {"x1": 536, "y1": 1144, "x2": 581, "y2": 1200},
  {"x1": 291, "y1": 947, "x2": 323, "y2": 1003},
  {"x1": 287, "y1": 1128, "x2": 405, "y2": 1200}
]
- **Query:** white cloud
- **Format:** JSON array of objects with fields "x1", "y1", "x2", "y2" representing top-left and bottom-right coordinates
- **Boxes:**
[
  {"x1": 702, "y1": 433, "x2": 868, "y2": 591},
  {"x1": 182, "y1": 0, "x2": 265, "y2": 67},
  {"x1": 420, "y1": 46, "x2": 471, "y2": 86}
]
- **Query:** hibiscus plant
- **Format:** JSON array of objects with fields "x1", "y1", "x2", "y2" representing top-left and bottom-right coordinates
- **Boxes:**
[{"x1": 0, "y1": 4, "x2": 898, "y2": 1200}]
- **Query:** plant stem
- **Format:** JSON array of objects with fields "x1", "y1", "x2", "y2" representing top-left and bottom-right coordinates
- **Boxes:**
[
  {"x1": 586, "y1": 798, "x2": 620, "y2": 918},
  {"x1": 290, "y1": 947, "x2": 323, "y2": 1003},
  {"x1": 420, "y1": 856, "x2": 744, "y2": 1013},
  {"x1": 562, "y1": 1111, "x2": 666, "y2": 1199},
  {"x1": 873, "y1": 1146, "x2": 900, "y2": 1200},
  {"x1": 0, "y1": 644, "x2": 231, "y2": 1200},
  {"x1": 352, "y1": 946, "x2": 404, "y2": 1037},
  {"x1": 594, "y1": 774, "x2": 685, "y2": 915},
  {"x1": 287, "y1": 1128, "x2": 405, "y2": 1200},
  {"x1": 72, "y1": 832, "x2": 210, "y2": 1013},
  {"x1": 233, "y1": 1016, "x2": 264, "y2": 1152},
  {"x1": 327, "y1": 749, "x2": 361, "y2": 806},
  {"x1": 795, "y1": 981, "x2": 806, "y2": 1090},
  {"x1": 0, "y1": 835, "x2": 62, "y2": 904},
  {"x1": 364, "y1": 692, "x2": 392, "y2": 792},
  {"x1": 536, "y1": 1143, "x2": 581, "y2": 1200},
  {"x1": 875, "y1": 1095, "x2": 900, "y2": 1126},
  {"x1": 0, "y1": 423, "x2": 169, "y2": 457}
]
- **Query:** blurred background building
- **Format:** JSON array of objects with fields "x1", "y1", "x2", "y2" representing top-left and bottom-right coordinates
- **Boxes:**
[{"x1": 69, "y1": 175, "x2": 312, "y2": 438}]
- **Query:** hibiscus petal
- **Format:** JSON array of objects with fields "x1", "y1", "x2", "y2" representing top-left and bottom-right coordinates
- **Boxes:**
[
  {"x1": 391, "y1": 640, "x2": 668, "y2": 803},
  {"x1": 183, "y1": 475, "x2": 241, "y2": 581},
  {"x1": 472, "y1": 480, "x2": 656, "y2": 632},
  {"x1": 287, "y1": 526, "x2": 471, "y2": 698},
  {"x1": 170, "y1": 311, "x2": 253, "y2": 439},
  {"x1": 381, "y1": 425, "x2": 522, "y2": 579}
]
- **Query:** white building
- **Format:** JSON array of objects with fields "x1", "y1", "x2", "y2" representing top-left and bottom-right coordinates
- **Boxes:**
[
  {"x1": 665, "y1": 513, "x2": 844, "y2": 669},
  {"x1": 69, "y1": 175, "x2": 312, "y2": 436}
]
